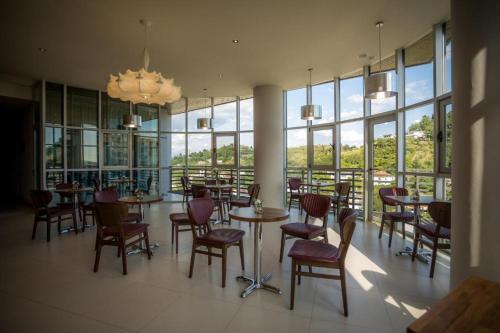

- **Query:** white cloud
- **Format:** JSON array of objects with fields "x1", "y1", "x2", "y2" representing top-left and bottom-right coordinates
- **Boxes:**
[{"x1": 347, "y1": 94, "x2": 364, "y2": 103}]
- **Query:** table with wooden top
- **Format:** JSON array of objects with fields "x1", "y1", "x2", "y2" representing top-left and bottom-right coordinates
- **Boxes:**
[
  {"x1": 301, "y1": 181, "x2": 335, "y2": 194},
  {"x1": 229, "y1": 207, "x2": 289, "y2": 298},
  {"x1": 205, "y1": 183, "x2": 233, "y2": 224},
  {"x1": 118, "y1": 195, "x2": 163, "y2": 255},
  {"x1": 407, "y1": 276, "x2": 500, "y2": 333},
  {"x1": 54, "y1": 187, "x2": 94, "y2": 233}
]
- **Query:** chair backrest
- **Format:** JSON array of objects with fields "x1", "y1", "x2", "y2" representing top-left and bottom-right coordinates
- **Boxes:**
[
  {"x1": 428, "y1": 201, "x2": 451, "y2": 230},
  {"x1": 30, "y1": 190, "x2": 52, "y2": 211},
  {"x1": 93, "y1": 177, "x2": 101, "y2": 190},
  {"x1": 146, "y1": 176, "x2": 153, "y2": 194},
  {"x1": 191, "y1": 184, "x2": 208, "y2": 198},
  {"x1": 103, "y1": 185, "x2": 117, "y2": 192},
  {"x1": 206, "y1": 179, "x2": 217, "y2": 185},
  {"x1": 300, "y1": 194, "x2": 331, "y2": 227},
  {"x1": 248, "y1": 184, "x2": 260, "y2": 203},
  {"x1": 55, "y1": 183, "x2": 74, "y2": 200},
  {"x1": 95, "y1": 202, "x2": 129, "y2": 229},
  {"x1": 288, "y1": 177, "x2": 302, "y2": 191},
  {"x1": 379, "y1": 187, "x2": 408, "y2": 208},
  {"x1": 181, "y1": 176, "x2": 190, "y2": 190},
  {"x1": 335, "y1": 182, "x2": 351, "y2": 197},
  {"x1": 187, "y1": 198, "x2": 214, "y2": 237},
  {"x1": 94, "y1": 189, "x2": 119, "y2": 203},
  {"x1": 228, "y1": 177, "x2": 235, "y2": 185},
  {"x1": 337, "y1": 208, "x2": 357, "y2": 262}
]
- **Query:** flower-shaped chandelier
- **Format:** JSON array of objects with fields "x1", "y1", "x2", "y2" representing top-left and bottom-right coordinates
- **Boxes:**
[{"x1": 107, "y1": 19, "x2": 181, "y2": 106}]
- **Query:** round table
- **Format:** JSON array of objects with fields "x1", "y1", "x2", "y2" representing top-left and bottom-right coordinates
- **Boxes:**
[
  {"x1": 55, "y1": 187, "x2": 94, "y2": 233},
  {"x1": 228, "y1": 207, "x2": 289, "y2": 298},
  {"x1": 118, "y1": 195, "x2": 163, "y2": 255},
  {"x1": 205, "y1": 184, "x2": 234, "y2": 224}
]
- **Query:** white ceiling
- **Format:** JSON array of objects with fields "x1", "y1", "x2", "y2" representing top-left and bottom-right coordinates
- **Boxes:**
[{"x1": 0, "y1": 0, "x2": 449, "y2": 98}]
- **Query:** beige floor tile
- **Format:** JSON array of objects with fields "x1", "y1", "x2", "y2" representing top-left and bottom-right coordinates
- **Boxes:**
[{"x1": 309, "y1": 319, "x2": 393, "y2": 333}]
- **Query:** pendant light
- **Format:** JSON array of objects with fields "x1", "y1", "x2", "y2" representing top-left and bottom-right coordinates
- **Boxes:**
[
  {"x1": 301, "y1": 68, "x2": 322, "y2": 120},
  {"x1": 364, "y1": 21, "x2": 397, "y2": 99},
  {"x1": 197, "y1": 89, "x2": 212, "y2": 130},
  {"x1": 123, "y1": 114, "x2": 142, "y2": 128}
]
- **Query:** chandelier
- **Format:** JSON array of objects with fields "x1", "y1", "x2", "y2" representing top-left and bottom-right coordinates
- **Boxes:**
[{"x1": 107, "y1": 19, "x2": 181, "y2": 106}]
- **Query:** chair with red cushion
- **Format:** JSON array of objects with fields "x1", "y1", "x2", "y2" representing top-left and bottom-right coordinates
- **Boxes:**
[
  {"x1": 93, "y1": 202, "x2": 151, "y2": 275},
  {"x1": 30, "y1": 190, "x2": 77, "y2": 242},
  {"x1": 279, "y1": 193, "x2": 331, "y2": 263},
  {"x1": 230, "y1": 184, "x2": 260, "y2": 209},
  {"x1": 181, "y1": 176, "x2": 192, "y2": 203},
  {"x1": 94, "y1": 189, "x2": 140, "y2": 223},
  {"x1": 169, "y1": 189, "x2": 211, "y2": 254},
  {"x1": 288, "y1": 208, "x2": 357, "y2": 316},
  {"x1": 412, "y1": 201, "x2": 451, "y2": 278},
  {"x1": 79, "y1": 177, "x2": 101, "y2": 232},
  {"x1": 187, "y1": 197, "x2": 245, "y2": 287},
  {"x1": 288, "y1": 177, "x2": 303, "y2": 213},
  {"x1": 378, "y1": 187, "x2": 415, "y2": 248},
  {"x1": 332, "y1": 182, "x2": 351, "y2": 219}
]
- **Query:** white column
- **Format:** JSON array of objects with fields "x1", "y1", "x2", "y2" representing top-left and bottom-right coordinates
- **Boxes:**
[
  {"x1": 451, "y1": 0, "x2": 500, "y2": 286},
  {"x1": 253, "y1": 85, "x2": 284, "y2": 208}
]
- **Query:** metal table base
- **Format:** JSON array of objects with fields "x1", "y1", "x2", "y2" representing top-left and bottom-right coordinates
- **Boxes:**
[{"x1": 236, "y1": 222, "x2": 281, "y2": 298}]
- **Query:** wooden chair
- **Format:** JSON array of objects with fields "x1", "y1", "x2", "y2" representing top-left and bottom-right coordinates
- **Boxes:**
[
  {"x1": 187, "y1": 197, "x2": 245, "y2": 287},
  {"x1": 378, "y1": 187, "x2": 415, "y2": 248},
  {"x1": 288, "y1": 208, "x2": 357, "y2": 316},
  {"x1": 279, "y1": 193, "x2": 331, "y2": 263},
  {"x1": 332, "y1": 182, "x2": 351, "y2": 218},
  {"x1": 30, "y1": 190, "x2": 77, "y2": 242},
  {"x1": 93, "y1": 202, "x2": 151, "y2": 275},
  {"x1": 169, "y1": 188, "x2": 211, "y2": 254},
  {"x1": 288, "y1": 177, "x2": 303, "y2": 213},
  {"x1": 230, "y1": 184, "x2": 260, "y2": 209},
  {"x1": 181, "y1": 176, "x2": 191, "y2": 203},
  {"x1": 79, "y1": 177, "x2": 100, "y2": 232},
  {"x1": 412, "y1": 201, "x2": 451, "y2": 278}
]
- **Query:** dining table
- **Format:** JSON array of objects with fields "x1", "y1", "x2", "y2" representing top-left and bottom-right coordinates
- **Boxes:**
[
  {"x1": 118, "y1": 195, "x2": 163, "y2": 255},
  {"x1": 301, "y1": 181, "x2": 335, "y2": 194},
  {"x1": 205, "y1": 183, "x2": 233, "y2": 224},
  {"x1": 54, "y1": 186, "x2": 94, "y2": 233},
  {"x1": 386, "y1": 195, "x2": 450, "y2": 262},
  {"x1": 228, "y1": 207, "x2": 289, "y2": 298}
]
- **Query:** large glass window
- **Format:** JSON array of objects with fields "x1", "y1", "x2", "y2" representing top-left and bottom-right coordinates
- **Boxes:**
[
  {"x1": 240, "y1": 98, "x2": 254, "y2": 131},
  {"x1": 170, "y1": 134, "x2": 186, "y2": 167},
  {"x1": 286, "y1": 128, "x2": 307, "y2": 168},
  {"x1": 213, "y1": 101, "x2": 237, "y2": 131},
  {"x1": 103, "y1": 132, "x2": 128, "y2": 167},
  {"x1": 214, "y1": 134, "x2": 236, "y2": 166},
  {"x1": 45, "y1": 127, "x2": 63, "y2": 169},
  {"x1": 340, "y1": 76, "x2": 364, "y2": 120},
  {"x1": 311, "y1": 128, "x2": 335, "y2": 169},
  {"x1": 167, "y1": 98, "x2": 186, "y2": 132},
  {"x1": 101, "y1": 94, "x2": 130, "y2": 130},
  {"x1": 187, "y1": 133, "x2": 212, "y2": 166},
  {"x1": 133, "y1": 133, "x2": 158, "y2": 168},
  {"x1": 340, "y1": 121, "x2": 364, "y2": 168},
  {"x1": 66, "y1": 129, "x2": 98, "y2": 169},
  {"x1": 444, "y1": 22, "x2": 452, "y2": 94},
  {"x1": 45, "y1": 83, "x2": 63, "y2": 125},
  {"x1": 239, "y1": 132, "x2": 254, "y2": 166},
  {"x1": 312, "y1": 82, "x2": 335, "y2": 125},
  {"x1": 404, "y1": 33, "x2": 435, "y2": 106},
  {"x1": 405, "y1": 104, "x2": 434, "y2": 173},
  {"x1": 286, "y1": 88, "x2": 307, "y2": 128},
  {"x1": 134, "y1": 104, "x2": 158, "y2": 132},
  {"x1": 67, "y1": 87, "x2": 98, "y2": 128}
]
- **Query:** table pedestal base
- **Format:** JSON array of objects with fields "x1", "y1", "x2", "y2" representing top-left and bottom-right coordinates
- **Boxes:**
[
  {"x1": 396, "y1": 246, "x2": 430, "y2": 264},
  {"x1": 236, "y1": 272, "x2": 281, "y2": 298},
  {"x1": 127, "y1": 242, "x2": 160, "y2": 256}
]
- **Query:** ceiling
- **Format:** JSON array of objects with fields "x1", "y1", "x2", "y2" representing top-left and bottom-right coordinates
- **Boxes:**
[{"x1": 0, "y1": 0, "x2": 449, "y2": 98}]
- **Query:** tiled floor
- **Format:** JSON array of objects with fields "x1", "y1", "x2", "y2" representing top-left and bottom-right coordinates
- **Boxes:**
[{"x1": 0, "y1": 202, "x2": 450, "y2": 332}]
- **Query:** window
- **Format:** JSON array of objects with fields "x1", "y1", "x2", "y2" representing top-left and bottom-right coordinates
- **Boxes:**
[
  {"x1": 312, "y1": 82, "x2": 335, "y2": 125},
  {"x1": 340, "y1": 121, "x2": 364, "y2": 168},
  {"x1": 444, "y1": 22, "x2": 452, "y2": 94},
  {"x1": 45, "y1": 83, "x2": 63, "y2": 125},
  {"x1": 66, "y1": 129, "x2": 98, "y2": 169},
  {"x1": 239, "y1": 98, "x2": 254, "y2": 131},
  {"x1": 239, "y1": 132, "x2": 254, "y2": 166},
  {"x1": 170, "y1": 134, "x2": 186, "y2": 167},
  {"x1": 167, "y1": 98, "x2": 186, "y2": 132},
  {"x1": 213, "y1": 101, "x2": 237, "y2": 132},
  {"x1": 405, "y1": 104, "x2": 434, "y2": 173},
  {"x1": 45, "y1": 127, "x2": 63, "y2": 169},
  {"x1": 101, "y1": 94, "x2": 130, "y2": 130},
  {"x1": 404, "y1": 33, "x2": 435, "y2": 106},
  {"x1": 311, "y1": 128, "x2": 335, "y2": 169},
  {"x1": 67, "y1": 87, "x2": 98, "y2": 128},
  {"x1": 340, "y1": 76, "x2": 364, "y2": 120},
  {"x1": 67, "y1": 171, "x2": 98, "y2": 188},
  {"x1": 286, "y1": 129, "x2": 307, "y2": 168},
  {"x1": 133, "y1": 133, "x2": 158, "y2": 168},
  {"x1": 405, "y1": 175, "x2": 434, "y2": 197},
  {"x1": 286, "y1": 88, "x2": 307, "y2": 128},
  {"x1": 438, "y1": 98, "x2": 452, "y2": 173},
  {"x1": 134, "y1": 104, "x2": 158, "y2": 132},
  {"x1": 214, "y1": 134, "x2": 236, "y2": 166},
  {"x1": 187, "y1": 133, "x2": 212, "y2": 166},
  {"x1": 103, "y1": 132, "x2": 128, "y2": 167},
  {"x1": 133, "y1": 169, "x2": 159, "y2": 194}
]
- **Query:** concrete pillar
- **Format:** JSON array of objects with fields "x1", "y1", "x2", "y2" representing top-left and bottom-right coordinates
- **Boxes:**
[
  {"x1": 253, "y1": 85, "x2": 284, "y2": 208},
  {"x1": 451, "y1": 0, "x2": 500, "y2": 286}
]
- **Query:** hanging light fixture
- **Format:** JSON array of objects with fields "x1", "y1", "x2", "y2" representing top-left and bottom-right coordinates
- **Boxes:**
[
  {"x1": 364, "y1": 21, "x2": 397, "y2": 99},
  {"x1": 123, "y1": 114, "x2": 142, "y2": 129},
  {"x1": 197, "y1": 89, "x2": 212, "y2": 130},
  {"x1": 107, "y1": 19, "x2": 181, "y2": 106},
  {"x1": 301, "y1": 68, "x2": 322, "y2": 120}
]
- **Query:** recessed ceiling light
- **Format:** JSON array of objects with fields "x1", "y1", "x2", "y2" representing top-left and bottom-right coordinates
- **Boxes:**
[
  {"x1": 38, "y1": 47, "x2": 47, "y2": 53},
  {"x1": 219, "y1": 73, "x2": 223, "y2": 79},
  {"x1": 232, "y1": 39, "x2": 239, "y2": 44}
]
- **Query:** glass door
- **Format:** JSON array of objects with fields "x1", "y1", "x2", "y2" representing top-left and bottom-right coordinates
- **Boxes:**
[
  {"x1": 213, "y1": 133, "x2": 236, "y2": 167},
  {"x1": 367, "y1": 115, "x2": 397, "y2": 220}
]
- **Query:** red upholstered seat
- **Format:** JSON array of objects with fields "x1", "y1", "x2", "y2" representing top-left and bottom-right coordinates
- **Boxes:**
[
  {"x1": 384, "y1": 211, "x2": 415, "y2": 221},
  {"x1": 102, "y1": 222, "x2": 149, "y2": 237},
  {"x1": 122, "y1": 212, "x2": 141, "y2": 223},
  {"x1": 198, "y1": 228, "x2": 245, "y2": 245},
  {"x1": 230, "y1": 197, "x2": 251, "y2": 207},
  {"x1": 415, "y1": 223, "x2": 451, "y2": 239},
  {"x1": 170, "y1": 212, "x2": 190, "y2": 225},
  {"x1": 288, "y1": 240, "x2": 340, "y2": 264},
  {"x1": 280, "y1": 223, "x2": 325, "y2": 239}
]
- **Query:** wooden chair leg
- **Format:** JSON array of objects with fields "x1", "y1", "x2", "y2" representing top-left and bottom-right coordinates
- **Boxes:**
[
  {"x1": 288, "y1": 196, "x2": 292, "y2": 211},
  {"x1": 239, "y1": 241, "x2": 245, "y2": 270},
  {"x1": 222, "y1": 247, "x2": 227, "y2": 288},
  {"x1": 297, "y1": 265, "x2": 301, "y2": 285},
  {"x1": 57, "y1": 216, "x2": 61, "y2": 233},
  {"x1": 93, "y1": 237, "x2": 102, "y2": 272},
  {"x1": 188, "y1": 245, "x2": 196, "y2": 278},
  {"x1": 279, "y1": 231, "x2": 285, "y2": 263},
  {"x1": 117, "y1": 245, "x2": 121, "y2": 257},
  {"x1": 175, "y1": 225, "x2": 179, "y2": 254},
  {"x1": 402, "y1": 222, "x2": 406, "y2": 239},
  {"x1": 46, "y1": 221, "x2": 51, "y2": 242},
  {"x1": 411, "y1": 232, "x2": 419, "y2": 261},
  {"x1": 378, "y1": 218, "x2": 385, "y2": 239},
  {"x1": 171, "y1": 222, "x2": 174, "y2": 245},
  {"x1": 429, "y1": 238, "x2": 439, "y2": 278},
  {"x1": 340, "y1": 267, "x2": 348, "y2": 316},
  {"x1": 208, "y1": 247, "x2": 212, "y2": 265},
  {"x1": 121, "y1": 242, "x2": 127, "y2": 275},
  {"x1": 31, "y1": 218, "x2": 38, "y2": 240},
  {"x1": 388, "y1": 221, "x2": 395, "y2": 248},
  {"x1": 72, "y1": 212, "x2": 78, "y2": 234},
  {"x1": 290, "y1": 260, "x2": 296, "y2": 310},
  {"x1": 144, "y1": 230, "x2": 152, "y2": 260}
]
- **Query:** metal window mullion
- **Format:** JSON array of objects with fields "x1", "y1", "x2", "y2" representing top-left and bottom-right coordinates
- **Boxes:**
[
  {"x1": 236, "y1": 96, "x2": 241, "y2": 197},
  {"x1": 41, "y1": 81, "x2": 47, "y2": 189},
  {"x1": 363, "y1": 66, "x2": 371, "y2": 117},
  {"x1": 63, "y1": 84, "x2": 68, "y2": 182},
  {"x1": 334, "y1": 77, "x2": 341, "y2": 186},
  {"x1": 396, "y1": 48, "x2": 405, "y2": 187}
]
